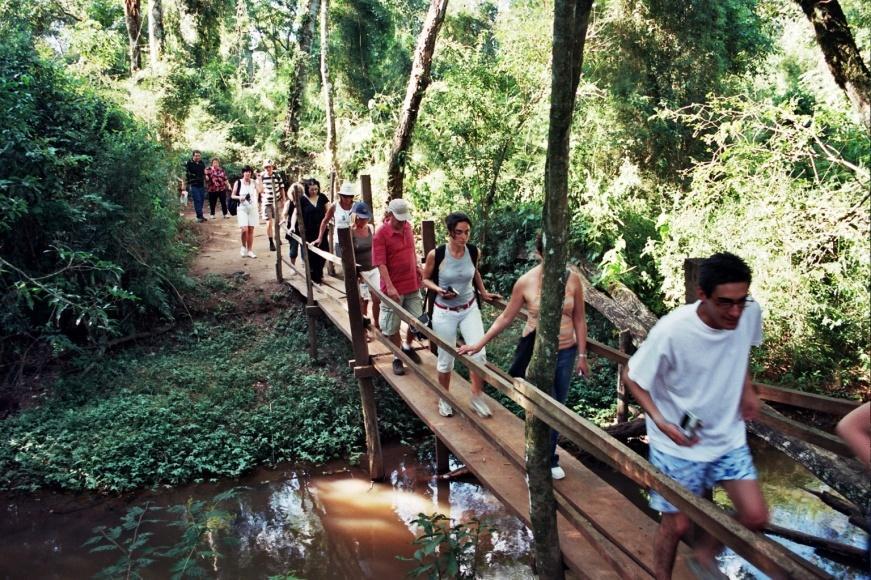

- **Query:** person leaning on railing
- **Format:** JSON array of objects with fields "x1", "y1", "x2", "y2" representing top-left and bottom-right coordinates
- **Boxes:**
[
  {"x1": 421, "y1": 212, "x2": 500, "y2": 419},
  {"x1": 458, "y1": 232, "x2": 588, "y2": 479}
]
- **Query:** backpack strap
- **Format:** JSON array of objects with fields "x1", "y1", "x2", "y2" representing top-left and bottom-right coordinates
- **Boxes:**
[
  {"x1": 468, "y1": 243, "x2": 481, "y2": 307},
  {"x1": 425, "y1": 245, "x2": 447, "y2": 320},
  {"x1": 427, "y1": 244, "x2": 482, "y2": 314}
]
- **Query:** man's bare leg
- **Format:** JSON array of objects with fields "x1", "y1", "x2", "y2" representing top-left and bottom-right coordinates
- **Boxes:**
[
  {"x1": 655, "y1": 512, "x2": 690, "y2": 580},
  {"x1": 694, "y1": 480, "x2": 768, "y2": 568}
]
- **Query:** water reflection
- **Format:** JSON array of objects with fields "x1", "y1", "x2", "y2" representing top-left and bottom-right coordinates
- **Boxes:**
[
  {"x1": 0, "y1": 445, "x2": 533, "y2": 579},
  {"x1": 718, "y1": 440, "x2": 869, "y2": 579}
]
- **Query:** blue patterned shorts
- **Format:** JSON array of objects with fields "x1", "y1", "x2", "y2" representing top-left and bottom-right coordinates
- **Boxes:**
[{"x1": 648, "y1": 444, "x2": 757, "y2": 513}]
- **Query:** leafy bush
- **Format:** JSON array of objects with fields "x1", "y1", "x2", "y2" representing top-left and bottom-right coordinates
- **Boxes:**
[
  {"x1": 0, "y1": 25, "x2": 191, "y2": 378},
  {"x1": 654, "y1": 97, "x2": 870, "y2": 391},
  {"x1": 0, "y1": 303, "x2": 426, "y2": 492}
]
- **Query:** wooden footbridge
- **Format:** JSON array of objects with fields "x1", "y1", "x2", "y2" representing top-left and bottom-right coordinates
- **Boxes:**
[{"x1": 267, "y1": 175, "x2": 863, "y2": 579}]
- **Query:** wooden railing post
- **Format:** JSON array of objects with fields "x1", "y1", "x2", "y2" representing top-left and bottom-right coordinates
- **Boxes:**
[
  {"x1": 293, "y1": 187, "x2": 318, "y2": 360},
  {"x1": 360, "y1": 174, "x2": 373, "y2": 213},
  {"x1": 274, "y1": 208, "x2": 283, "y2": 283},
  {"x1": 615, "y1": 329, "x2": 633, "y2": 423},
  {"x1": 327, "y1": 171, "x2": 336, "y2": 276},
  {"x1": 683, "y1": 258, "x2": 704, "y2": 304},
  {"x1": 338, "y1": 227, "x2": 384, "y2": 481},
  {"x1": 421, "y1": 219, "x2": 438, "y2": 355}
]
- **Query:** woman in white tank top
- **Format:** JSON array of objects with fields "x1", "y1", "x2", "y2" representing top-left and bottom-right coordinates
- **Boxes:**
[
  {"x1": 230, "y1": 165, "x2": 259, "y2": 258},
  {"x1": 314, "y1": 182, "x2": 356, "y2": 257}
]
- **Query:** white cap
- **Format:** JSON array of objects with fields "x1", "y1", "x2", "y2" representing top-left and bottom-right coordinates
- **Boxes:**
[
  {"x1": 338, "y1": 182, "x2": 356, "y2": 197},
  {"x1": 387, "y1": 198, "x2": 412, "y2": 222}
]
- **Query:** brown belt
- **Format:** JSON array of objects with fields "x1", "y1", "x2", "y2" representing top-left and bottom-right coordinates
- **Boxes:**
[{"x1": 434, "y1": 297, "x2": 476, "y2": 312}]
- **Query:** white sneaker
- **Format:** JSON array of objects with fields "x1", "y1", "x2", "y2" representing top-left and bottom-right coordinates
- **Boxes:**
[
  {"x1": 240, "y1": 246, "x2": 247, "y2": 257},
  {"x1": 438, "y1": 399, "x2": 453, "y2": 417},
  {"x1": 247, "y1": 250, "x2": 257, "y2": 258},
  {"x1": 223, "y1": 214, "x2": 229, "y2": 219},
  {"x1": 209, "y1": 214, "x2": 216, "y2": 220},
  {"x1": 470, "y1": 396, "x2": 492, "y2": 418},
  {"x1": 551, "y1": 466, "x2": 566, "y2": 480}
]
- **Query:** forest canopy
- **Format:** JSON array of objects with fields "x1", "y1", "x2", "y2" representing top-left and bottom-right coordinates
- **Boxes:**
[{"x1": 1, "y1": 0, "x2": 868, "y2": 395}]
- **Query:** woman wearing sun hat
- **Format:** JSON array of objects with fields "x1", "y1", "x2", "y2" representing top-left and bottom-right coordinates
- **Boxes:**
[
  {"x1": 351, "y1": 201, "x2": 377, "y2": 337},
  {"x1": 315, "y1": 182, "x2": 357, "y2": 260}
]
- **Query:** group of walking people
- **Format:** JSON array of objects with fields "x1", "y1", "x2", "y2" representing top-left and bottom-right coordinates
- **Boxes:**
[
  {"x1": 180, "y1": 150, "x2": 868, "y2": 579},
  {"x1": 291, "y1": 189, "x2": 794, "y2": 579}
]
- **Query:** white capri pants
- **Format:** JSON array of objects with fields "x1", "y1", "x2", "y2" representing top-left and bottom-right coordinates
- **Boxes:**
[
  {"x1": 237, "y1": 202, "x2": 259, "y2": 228},
  {"x1": 432, "y1": 302, "x2": 487, "y2": 373}
]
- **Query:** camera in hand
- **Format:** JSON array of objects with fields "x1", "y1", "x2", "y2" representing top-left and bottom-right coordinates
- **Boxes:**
[
  {"x1": 679, "y1": 411, "x2": 702, "y2": 439},
  {"x1": 244, "y1": 193, "x2": 251, "y2": 202},
  {"x1": 442, "y1": 285, "x2": 458, "y2": 299}
]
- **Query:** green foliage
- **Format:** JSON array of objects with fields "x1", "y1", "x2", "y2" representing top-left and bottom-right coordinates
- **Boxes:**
[
  {"x1": 0, "y1": 301, "x2": 426, "y2": 492},
  {"x1": 84, "y1": 501, "x2": 164, "y2": 579},
  {"x1": 402, "y1": 513, "x2": 493, "y2": 580},
  {"x1": 588, "y1": 0, "x2": 773, "y2": 178},
  {"x1": 330, "y1": 0, "x2": 415, "y2": 106},
  {"x1": 85, "y1": 488, "x2": 241, "y2": 579},
  {"x1": 654, "y1": 96, "x2": 870, "y2": 390},
  {"x1": 0, "y1": 25, "x2": 191, "y2": 376}
]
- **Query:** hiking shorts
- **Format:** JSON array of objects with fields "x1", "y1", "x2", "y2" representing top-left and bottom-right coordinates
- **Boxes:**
[
  {"x1": 648, "y1": 444, "x2": 757, "y2": 513},
  {"x1": 379, "y1": 291, "x2": 422, "y2": 336},
  {"x1": 237, "y1": 202, "x2": 258, "y2": 228}
]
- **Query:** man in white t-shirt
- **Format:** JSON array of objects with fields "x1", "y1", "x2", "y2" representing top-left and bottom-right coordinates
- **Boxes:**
[{"x1": 622, "y1": 252, "x2": 768, "y2": 579}]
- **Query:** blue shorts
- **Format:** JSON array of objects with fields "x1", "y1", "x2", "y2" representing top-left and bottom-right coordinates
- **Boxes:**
[{"x1": 648, "y1": 444, "x2": 757, "y2": 513}]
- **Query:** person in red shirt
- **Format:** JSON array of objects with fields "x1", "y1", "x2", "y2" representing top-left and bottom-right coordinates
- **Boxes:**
[{"x1": 372, "y1": 198, "x2": 424, "y2": 375}]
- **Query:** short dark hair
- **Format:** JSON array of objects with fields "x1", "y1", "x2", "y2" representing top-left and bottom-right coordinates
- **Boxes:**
[
  {"x1": 445, "y1": 212, "x2": 472, "y2": 233},
  {"x1": 306, "y1": 178, "x2": 321, "y2": 192},
  {"x1": 535, "y1": 231, "x2": 544, "y2": 255},
  {"x1": 242, "y1": 165, "x2": 253, "y2": 174},
  {"x1": 192, "y1": 150, "x2": 201, "y2": 155},
  {"x1": 698, "y1": 252, "x2": 752, "y2": 296}
]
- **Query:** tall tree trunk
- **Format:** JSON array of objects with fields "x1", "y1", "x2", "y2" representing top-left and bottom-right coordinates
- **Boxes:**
[
  {"x1": 385, "y1": 0, "x2": 449, "y2": 199},
  {"x1": 283, "y1": 0, "x2": 320, "y2": 155},
  {"x1": 794, "y1": 0, "x2": 871, "y2": 129},
  {"x1": 320, "y1": 0, "x2": 339, "y2": 180},
  {"x1": 148, "y1": 0, "x2": 164, "y2": 69},
  {"x1": 524, "y1": 0, "x2": 593, "y2": 577},
  {"x1": 124, "y1": 0, "x2": 142, "y2": 73}
]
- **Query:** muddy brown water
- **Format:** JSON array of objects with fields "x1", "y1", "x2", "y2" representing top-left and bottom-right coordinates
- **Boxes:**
[
  {"x1": 1, "y1": 440, "x2": 868, "y2": 579},
  {"x1": 0, "y1": 444, "x2": 533, "y2": 579}
]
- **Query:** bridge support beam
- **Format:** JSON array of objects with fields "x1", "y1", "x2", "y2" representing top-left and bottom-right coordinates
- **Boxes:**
[
  {"x1": 338, "y1": 227, "x2": 384, "y2": 481},
  {"x1": 435, "y1": 436, "x2": 450, "y2": 474}
]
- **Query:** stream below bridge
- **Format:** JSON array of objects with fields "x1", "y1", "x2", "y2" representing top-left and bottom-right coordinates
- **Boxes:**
[{"x1": 0, "y1": 440, "x2": 867, "y2": 579}]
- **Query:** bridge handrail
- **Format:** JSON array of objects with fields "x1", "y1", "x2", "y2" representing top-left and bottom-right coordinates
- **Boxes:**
[{"x1": 360, "y1": 271, "x2": 829, "y2": 579}]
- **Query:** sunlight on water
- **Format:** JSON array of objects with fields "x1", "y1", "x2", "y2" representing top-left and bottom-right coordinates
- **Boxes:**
[{"x1": 0, "y1": 444, "x2": 533, "y2": 579}]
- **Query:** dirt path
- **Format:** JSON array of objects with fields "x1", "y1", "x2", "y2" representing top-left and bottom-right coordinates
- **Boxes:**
[{"x1": 188, "y1": 208, "x2": 286, "y2": 289}]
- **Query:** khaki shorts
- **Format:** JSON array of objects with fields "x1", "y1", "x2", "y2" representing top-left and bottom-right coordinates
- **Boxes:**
[
  {"x1": 262, "y1": 204, "x2": 275, "y2": 220},
  {"x1": 379, "y1": 291, "x2": 422, "y2": 336}
]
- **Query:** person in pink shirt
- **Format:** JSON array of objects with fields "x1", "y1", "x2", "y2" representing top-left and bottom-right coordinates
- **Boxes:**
[{"x1": 372, "y1": 198, "x2": 423, "y2": 376}]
